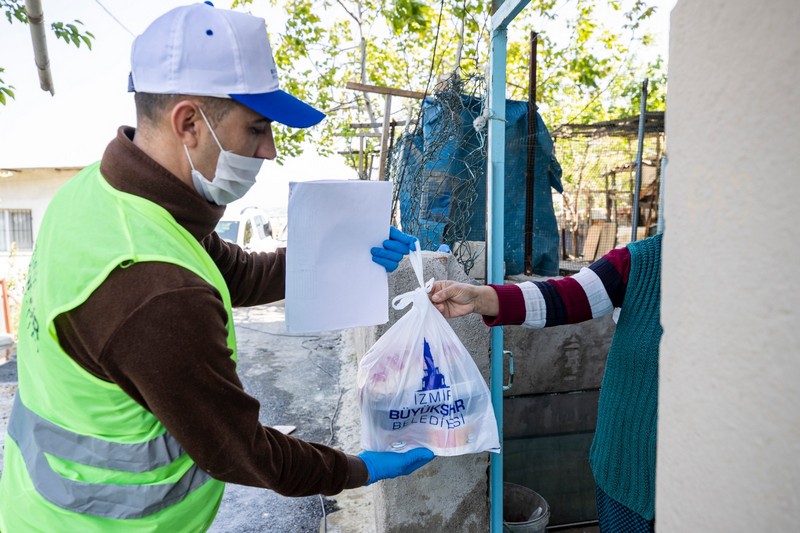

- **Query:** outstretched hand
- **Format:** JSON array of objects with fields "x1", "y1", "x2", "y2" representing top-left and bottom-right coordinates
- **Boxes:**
[
  {"x1": 429, "y1": 281, "x2": 498, "y2": 318},
  {"x1": 358, "y1": 448, "x2": 435, "y2": 485}
]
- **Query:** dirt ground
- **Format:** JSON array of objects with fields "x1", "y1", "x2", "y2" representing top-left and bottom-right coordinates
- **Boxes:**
[{"x1": 0, "y1": 301, "x2": 373, "y2": 533}]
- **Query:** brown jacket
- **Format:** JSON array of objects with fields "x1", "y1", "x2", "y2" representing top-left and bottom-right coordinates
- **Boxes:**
[{"x1": 54, "y1": 127, "x2": 367, "y2": 495}]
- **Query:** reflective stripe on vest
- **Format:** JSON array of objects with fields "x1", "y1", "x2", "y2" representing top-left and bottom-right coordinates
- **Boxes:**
[{"x1": 7, "y1": 393, "x2": 213, "y2": 519}]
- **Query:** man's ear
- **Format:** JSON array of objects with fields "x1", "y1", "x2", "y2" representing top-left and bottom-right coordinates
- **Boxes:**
[{"x1": 171, "y1": 100, "x2": 201, "y2": 148}]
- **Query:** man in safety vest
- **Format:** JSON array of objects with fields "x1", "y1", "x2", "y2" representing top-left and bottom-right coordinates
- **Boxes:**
[{"x1": 0, "y1": 3, "x2": 432, "y2": 531}]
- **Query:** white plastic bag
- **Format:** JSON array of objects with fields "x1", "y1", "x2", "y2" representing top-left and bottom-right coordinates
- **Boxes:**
[{"x1": 358, "y1": 247, "x2": 501, "y2": 456}]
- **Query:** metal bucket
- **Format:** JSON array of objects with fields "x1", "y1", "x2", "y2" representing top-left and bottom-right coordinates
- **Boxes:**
[{"x1": 502, "y1": 482, "x2": 550, "y2": 533}]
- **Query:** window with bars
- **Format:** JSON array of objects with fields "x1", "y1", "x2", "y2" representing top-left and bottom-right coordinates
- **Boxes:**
[{"x1": 0, "y1": 209, "x2": 34, "y2": 252}]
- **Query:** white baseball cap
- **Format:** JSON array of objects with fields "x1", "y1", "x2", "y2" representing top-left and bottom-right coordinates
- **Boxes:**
[{"x1": 129, "y1": 2, "x2": 324, "y2": 128}]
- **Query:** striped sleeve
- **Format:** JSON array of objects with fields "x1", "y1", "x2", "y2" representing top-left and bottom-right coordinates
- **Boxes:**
[
  {"x1": 482, "y1": 283, "x2": 526, "y2": 327},
  {"x1": 587, "y1": 245, "x2": 630, "y2": 308},
  {"x1": 484, "y1": 246, "x2": 631, "y2": 329}
]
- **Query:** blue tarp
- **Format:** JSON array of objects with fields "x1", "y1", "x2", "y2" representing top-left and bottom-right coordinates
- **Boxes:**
[{"x1": 396, "y1": 94, "x2": 563, "y2": 276}]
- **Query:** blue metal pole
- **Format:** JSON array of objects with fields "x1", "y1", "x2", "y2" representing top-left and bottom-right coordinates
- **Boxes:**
[
  {"x1": 487, "y1": 25, "x2": 507, "y2": 533},
  {"x1": 488, "y1": 3, "x2": 532, "y2": 531}
]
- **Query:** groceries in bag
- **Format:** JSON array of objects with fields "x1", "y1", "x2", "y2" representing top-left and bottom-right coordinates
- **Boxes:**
[{"x1": 358, "y1": 246, "x2": 500, "y2": 456}]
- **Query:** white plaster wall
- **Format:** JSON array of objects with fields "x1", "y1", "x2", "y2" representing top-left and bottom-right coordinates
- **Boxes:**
[
  {"x1": 0, "y1": 167, "x2": 78, "y2": 275},
  {"x1": 659, "y1": 1, "x2": 800, "y2": 529}
]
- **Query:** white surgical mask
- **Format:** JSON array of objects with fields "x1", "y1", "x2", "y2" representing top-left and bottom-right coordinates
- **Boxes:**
[{"x1": 184, "y1": 107, "x2": 264, "y2": 206}]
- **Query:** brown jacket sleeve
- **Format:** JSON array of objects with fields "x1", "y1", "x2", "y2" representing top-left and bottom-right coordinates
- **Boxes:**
[
  {"x1": 55, "y1": 257, "x2": 368, "y2": 496},
  {"x1": 201, "y1": 231, "x2": 287, "y2": 306}
]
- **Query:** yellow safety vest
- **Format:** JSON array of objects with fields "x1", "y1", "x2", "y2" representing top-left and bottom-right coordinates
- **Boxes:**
[{"x1": 0, "y1": 162, "x2": 236, "y2": 532}]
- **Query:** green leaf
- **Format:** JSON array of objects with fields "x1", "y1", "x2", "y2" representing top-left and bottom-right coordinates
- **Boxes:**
[
  {"x1": 0, "y1": 84, "x2": 15, "y2": 104},
  {"x1": 218, "y1": 0, "x2": 668, "y2": 163}
]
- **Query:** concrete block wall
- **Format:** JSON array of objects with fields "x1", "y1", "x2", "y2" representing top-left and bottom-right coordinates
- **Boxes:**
[
  {"x1": 501, "y1": 304, "x2": 614, "y2": 397},
  {"x1": 501, "y1": 275, "x2": 615, "y2": 526}
]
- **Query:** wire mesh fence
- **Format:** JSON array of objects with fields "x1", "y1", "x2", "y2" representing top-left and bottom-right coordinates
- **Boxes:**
[
  {"x1": 553, "y1": 113, "x2": 665, "y2": 273},
  {"x1": 390, "y1": 73, "x2": 487, "y2": 276},
  {"x1": 389, "y1": 74, "x2": 665, "y2": 279}
]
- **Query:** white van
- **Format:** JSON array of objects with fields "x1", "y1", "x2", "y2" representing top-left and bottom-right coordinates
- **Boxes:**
[{"x1": 214, "y1": 207, "x2": 279, "y2": 254}]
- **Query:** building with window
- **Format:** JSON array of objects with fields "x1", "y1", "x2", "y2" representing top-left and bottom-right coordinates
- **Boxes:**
[{"x1": 0, "y1": 167, "x2": 81, "y2": 276}]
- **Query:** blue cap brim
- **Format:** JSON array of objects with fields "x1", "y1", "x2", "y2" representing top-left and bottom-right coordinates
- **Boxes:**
[{"x1": 230, "y1": 90, "x2": 325, "y2": 128}]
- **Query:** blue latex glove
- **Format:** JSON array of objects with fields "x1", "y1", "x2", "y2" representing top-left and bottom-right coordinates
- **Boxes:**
[
  {"x1": 371, "y1": 226, "x2": 418, "y2": 272},
  {"x1": 358, "y1": 448, "x2": 435, "y2": 485}
]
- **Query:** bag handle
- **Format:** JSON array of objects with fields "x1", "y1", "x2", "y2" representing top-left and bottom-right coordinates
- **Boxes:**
[{"x1": 391, "y1": 241, "x2": 434, "y2": 310}]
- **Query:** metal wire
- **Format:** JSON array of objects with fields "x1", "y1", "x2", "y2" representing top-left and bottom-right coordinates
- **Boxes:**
[
  {"x1": 553, "y1": 116, "x2": 665, "y2": 273},
  {"x1": 390, "y1": 75, "x2": 666, "y2": 278},
  {"x1": 390, "y1": 72, "x2": 487, "y2": 276}
]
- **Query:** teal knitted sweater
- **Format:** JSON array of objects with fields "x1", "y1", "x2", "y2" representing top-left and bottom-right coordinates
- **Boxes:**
[{"x1": 589, "y1": 233, "x2": 662, "y2": 520}]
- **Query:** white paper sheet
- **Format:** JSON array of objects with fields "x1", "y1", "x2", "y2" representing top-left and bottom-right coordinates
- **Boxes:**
[{"x1": 285, "y1": 179, "x2": 393, "y2": 333}]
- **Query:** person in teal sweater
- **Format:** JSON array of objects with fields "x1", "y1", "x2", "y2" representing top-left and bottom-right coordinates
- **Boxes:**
[{"x1": 430, "y1": 234, "x2": 662, "y2": 532}]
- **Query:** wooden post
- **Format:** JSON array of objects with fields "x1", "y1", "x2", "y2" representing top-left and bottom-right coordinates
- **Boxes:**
[
  {"x1": 345, "y1": 81, "x2": 426, "y2": 100},
  {"x1": 345, "y1": 82, "x2": 425, "y2": 180},
  {"x1": 1, "y1": 279, "x2": 10, "y2": 334},
  {"x1": 358, "y1": 135, "x2": 365, "y2": 179},
  {"x1": 377, "y1": 95, "x2": 393, "y2": 180}
]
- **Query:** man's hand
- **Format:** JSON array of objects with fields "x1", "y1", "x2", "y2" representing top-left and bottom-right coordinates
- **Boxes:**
[
  {"x1": 429, "y1": 281, "x2": 499, "y2": 318},
  {"x1": 358, "y1": 448, "x2": 435, "y2": 485},
  {"x1": 371, "y1": 226, "x2": 418, "y2": 272}
]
